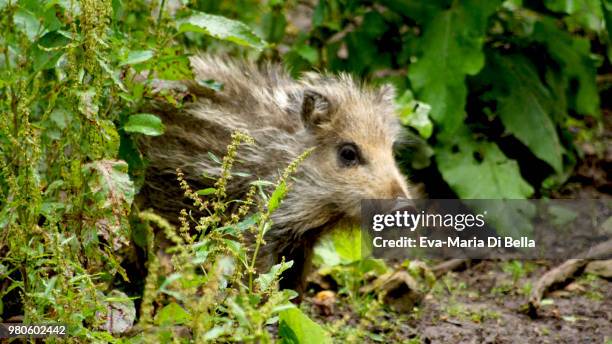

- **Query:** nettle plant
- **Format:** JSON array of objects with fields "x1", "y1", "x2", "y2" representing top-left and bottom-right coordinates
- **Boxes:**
[
  {"x1": 134, "y1": 132, "x2": 325, "y2": 343},
  {"x1": 0, "y1": 0, "x2": 330, "y2": 342}
]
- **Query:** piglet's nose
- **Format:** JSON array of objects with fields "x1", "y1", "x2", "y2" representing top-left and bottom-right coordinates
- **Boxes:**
[{"x1": 389, "y1": 180, "x2": 409, "y2": 199}]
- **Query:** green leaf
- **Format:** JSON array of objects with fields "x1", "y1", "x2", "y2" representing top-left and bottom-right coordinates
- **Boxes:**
[
  {"x1": 293, "y1": 44, "x2": 318, "y2": 64},
  {"x1": 256, "y1": 260, "x2": 294, "y2": 293},
  {"x1": 14, "y1": 8, "x2": 43, "y2": 41},
  {"x1": 279, "y1": 308, "x2": 331, "y2": 344},
  {"x1": 77, "y1": 88, "x2": 99, "y2": 119},
  {"x1": 314, "y1": 225, "x2": 377, "y2": 267},
  {"x1": 603, "y1": 0, "x2": 612, "y2": 54},
  {"x1": 330, "y1": 225, "x2": 363, "y2": 263},
  {"x1": 196, "y1": 187, "x2": 216, "y2": 196},
  {"x1": 124, "y1": 114, "x2": 165, "y2": 136},
  {"x1": 261, "y1": 10, "x2": 287, "y2": 43},
  {"x1": 250, "y1": 180, "x2": 275, "y2": 187},
  {"x1": 268, "y1": 181, "x2": 287, "y2": 212},
  {"x1": 120, "y1": 50, "x2": 154, "y2": 66},
  {"x1": 482, "y1": 53, "x2": 564, "y2": 172},
  {"x1": 464, "y1": 200, "x2": 535, "y2": 238},
  {"x1": 197, "y1": 79, "x2": 223, "y2": 91},
  {"x1": 208, "y1": 152, "x2": 221, "y2": 164},
  {"x1": 177, "y1": 11, "x2": 267, "y2": 50},
  {"x1": 232, "y1": 171, "x2": 251, "y2": 177},
  {"x1": 547, "y1": 204, "x2": 578, "y2": 226},
  {"x1": 544, "y1": 0, "x2": 604, "y2": 33},
  {"x1": 436, "y1": 129, "x2": 534, "y2": 199},
  {"x1": 313, "y1": 238, "x2": 341, "y2": 267},
  {"x1": 83, "y1": 161, "x2": 135, "y2": 207},
  {"x1": 531, "y1": 18, "x2": 601, "y2": 117},
  {"x1": 408, "y1": 0, "x2": 501, "y2": 136},
  {"x1": 154, "y1": 302, "x2": 191, "y2": 326},
  {"x1": 98, "y1": 290, "x2": 136, "y2": 334},
  {"x1": 396, "y1": 90, "x2": 433, "y2": 139},
  {"x1": 98, "y1": 57, "x2": 127, "y2": 92},
  {"x1": 32, "y1": 30, "x2": 71, "y2": 72},
  {"x1": 156, "y1": 48, "x2": 194, "y2": 80},
  {"x1": 376, "y1": 0, "x2": 450, "y2": 25}
]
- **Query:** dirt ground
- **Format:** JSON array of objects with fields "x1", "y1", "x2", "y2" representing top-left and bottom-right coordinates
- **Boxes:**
[
  {"x1": 413, "y1": 261, "x2": 611, "y2": 344},
  {"x1": 303, "y1": 260, "x2": 611, "y2": 344}
]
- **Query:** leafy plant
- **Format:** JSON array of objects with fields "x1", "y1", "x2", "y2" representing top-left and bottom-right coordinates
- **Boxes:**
[
  {"x1": 132, "y1": 132, "x2": 323, "y2": 343},
  {"x1": 0, "y1": 0, "x2": 325, "y2": 341}
]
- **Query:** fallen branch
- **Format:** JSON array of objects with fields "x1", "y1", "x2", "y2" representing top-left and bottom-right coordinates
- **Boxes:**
[
  {"x1": 432, "y1": 259, "x2": 468, "y2": 277},
  {"x1": 528, "y1": 238, "x2": 612, "y2": 315}
]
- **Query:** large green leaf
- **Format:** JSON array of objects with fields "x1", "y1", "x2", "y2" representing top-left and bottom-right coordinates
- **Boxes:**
[
  {"x1": 154, "y1": 302, "x2": 191, "y2": 326},
  {"x1": 313, "y1": 224, "x2": 364, "y2": 266},
  {"x1": 120, "y1": 50, "x2": 154, "y2": 66},
  {"x1": 408, "y1": 0, "x2": 501, "y2": 136},
  {"x1": 396, "y1": 90, "x2": 433, "y2": 139},
  {"x1": 279, "y1": 308, "x2": 331, "y2": 344},
  {"x1": 482, "y1": 53, "x2": 564, "y2": 172},
  {"x1": 544, "y1": 0, "x2": 604, "y2": 33},
  {"x1": 14, "y1": 8, "x2": 43, "y2": 41},
  {"x1": 177, "y1": 11, "x2": 266, "y2": 50},
  {"x1": 124, "y1": 114, "x2": 165, "y2": 136},
  {"x1": 436, "y1": 129, "x2": 534, "y2": 199},
  {"x1": 32, "y1": 30, "x2": 71, "y2": 72},
  {"x1": 531, "y1": 18, "x2": 601, "y2": 117}
]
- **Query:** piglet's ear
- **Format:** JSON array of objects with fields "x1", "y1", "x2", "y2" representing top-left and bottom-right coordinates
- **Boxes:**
[{"x1": 301, "y1": 89, "x2": 332, "y2": 130}]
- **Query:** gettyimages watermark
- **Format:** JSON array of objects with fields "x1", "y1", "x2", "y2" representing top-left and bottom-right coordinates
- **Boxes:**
[{"x1": 361, "y1": 199, "x2": 612, "y2": 260}]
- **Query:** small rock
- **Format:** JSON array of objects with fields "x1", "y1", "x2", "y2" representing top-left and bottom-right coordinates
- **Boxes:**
[{"x1": 361, "y1": 271, "x2": 424, "y2": 313}]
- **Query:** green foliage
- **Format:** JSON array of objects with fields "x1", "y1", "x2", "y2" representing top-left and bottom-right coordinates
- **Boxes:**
[
  {"x1": 276, "y1": 0, "x2": 607, "y2": 198},
  {"x1": 278, "y1": 308, "x2": 331, "y2": 344},
  {"x1": 133, "y1": 134, "x2": 313, "y2": 343},
  {"x1": 436, "y1": 130, "x2": 534, "y2": 198},
  {"x1": 314, "y1": 225, "x2": 388, "y2": 303},
  {"x1": 177, "y1": 11, "x2": 267, "y2": 50},
  {"x1": 123, "y1": 113, "x2": 165, "y2": 136},
  {"x1": 0, "y1": 0, "x2": 315, "y2": 341},
  {"x1": 408, "y1": 0, "x2": 501, "y2": 135},
  {"x1": 482, "y1": 53, "x2": 564, "y2": 172}
]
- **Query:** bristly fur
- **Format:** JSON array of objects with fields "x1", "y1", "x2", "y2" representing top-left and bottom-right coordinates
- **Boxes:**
[{"x1": 138, "y1": 54, "x2": 413, "y2": 293}]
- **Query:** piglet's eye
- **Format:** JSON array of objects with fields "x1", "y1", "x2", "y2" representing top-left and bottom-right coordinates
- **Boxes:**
[{"x1": 337, "y1": 143, "x2": 361, "y2": 167}]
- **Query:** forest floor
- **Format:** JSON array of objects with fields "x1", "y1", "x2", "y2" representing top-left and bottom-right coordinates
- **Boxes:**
[
  {"x1": 408, "y1": 261, "x2": 609, "y2": 343},
  {"x1": 302, "y1": 259, "x2": 610, "y2": 343}
]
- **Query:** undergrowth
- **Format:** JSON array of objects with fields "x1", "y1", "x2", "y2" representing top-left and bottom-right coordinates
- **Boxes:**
[{"x1": 131, "y1": 132, "x2": 314, "y2": 343}]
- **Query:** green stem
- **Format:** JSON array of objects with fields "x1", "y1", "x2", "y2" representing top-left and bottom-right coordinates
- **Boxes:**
[
  {"x1": 248, "y1": 216, "x2": 268, "y2": 291},
  {"x1": 156, "y1": 0, "x2": 167, "y2": 33}
]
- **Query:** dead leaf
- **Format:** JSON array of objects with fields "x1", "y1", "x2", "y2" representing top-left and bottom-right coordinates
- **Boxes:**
[{"x1": 362, "y1": 271, "x2": 424, "y2": 313}]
